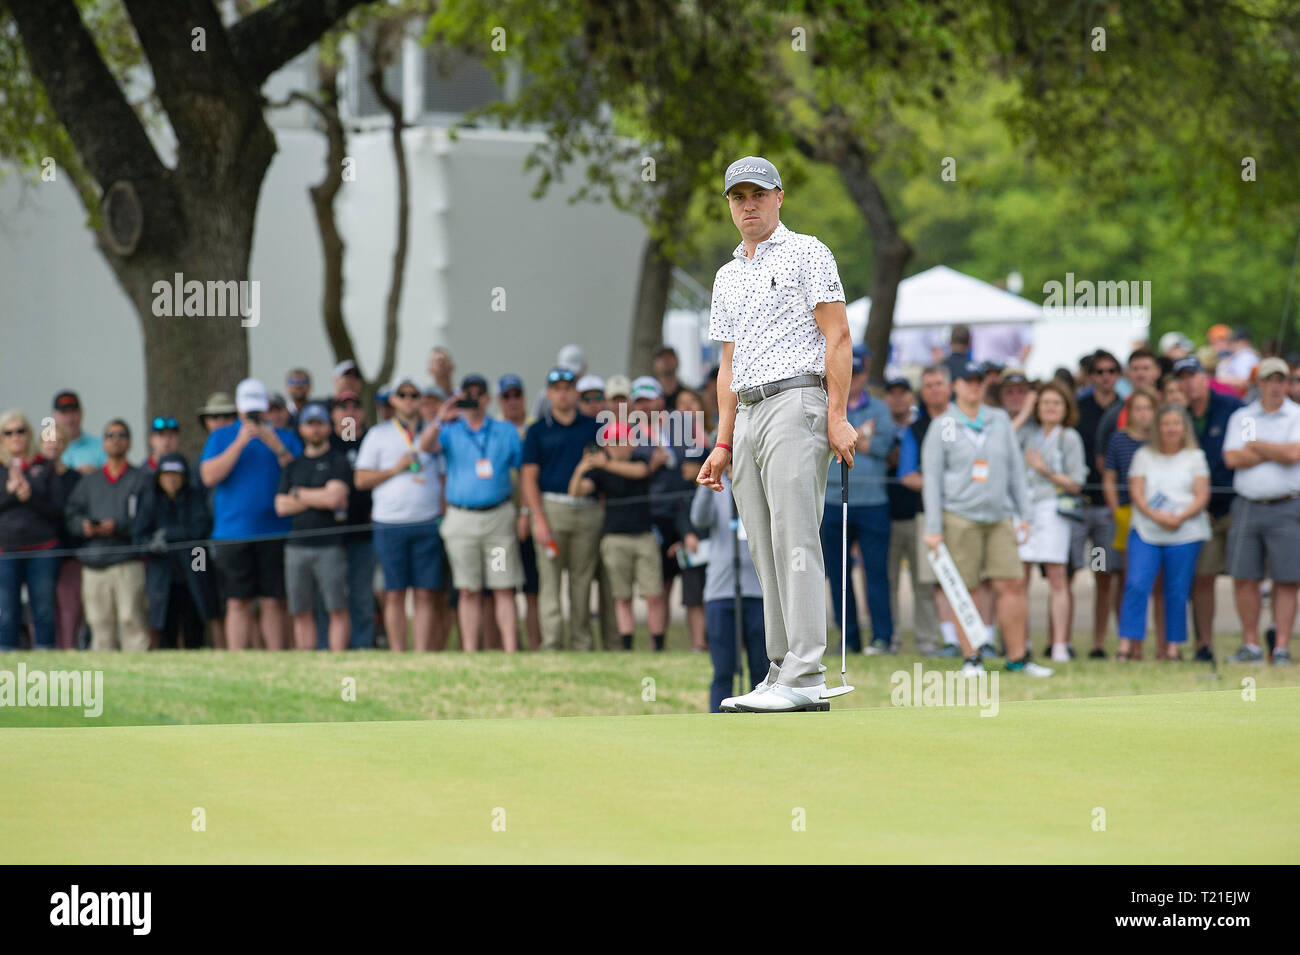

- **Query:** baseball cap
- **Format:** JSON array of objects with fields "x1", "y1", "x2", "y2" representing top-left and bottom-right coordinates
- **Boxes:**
[
  {"x1": 980, "y1": 359, "x2": 1005, "y2": 375},
  {"x1": 332, "y1": 359, "x2": 360, "y2": 379},
  {"x1": 1173, "y1": 356, "x2": 1204, "y2": 376},
  {"x1": 546, "y1": 367, "x2": 576, "y2": 386},
  {"x1": 299, "y1": 402, "x2": 331, "y2": 425},
  {"x1": 722, "y1": 156, "x2": 783, "y2": 197},
  {"x1": 884, "y1": 376, "x2": 912, "y2": 391},
  {"x1": 1233, "y1": 326, "x2": 1253, "y2": 342},
  {"x1": 235, "y1": 378, "x2": 270, "y2": 414},
  {"x1": 851, "y1": 352, "x2": 866, "y2": 375},
  {"x1": 53, "y1": 390, "x2": 81, "y2": 412},
  {"x1": 576, "y1": 374, "x2": 605, "y2": 395},
  {"x1": 334, "y1": 390, "x2": 362, "y2": 405},
  {"x1": 389, "y1": 374, "x2": 420, "y2": 394},
  {"x1": 1256, "y1": 357, "x2": 1289, "y2": 380},
  {"x1": 374, "y1": 386, "x2": 391, "y2": 406},
  {"x1": 958, "y1": 361, "x2": 985, "y2": 381},
  {"x1": 605, "y1": 374, "x2": 632, "y2": 399},
  {"x1": 1158, "y1": 331, "x2": 1193, "y2": 354},
  {"x1": 460, "y1": 374, "x2": 489, "y2": 393},
  {"x1": 498, "y1": 374, "x2": 525, "y2": 395},
  {"x1": 268, "y1": 392, "x2": 287, "y2": 410},
  {"x1": 158, "y1": 453, "x2": 188, "y2": 476},
  {"x1": 557, "y1": 344, "x2": 586, "y2": 374},
  {"x1": 630, "y1": 376, "x2": 663, "y2": 401},
  {"x1": 421, "y1": 383, "x2": 447, "y2": 400},
  {"x1": 150, "y1": 416, "x2": 180, "y2": 432},
  {"x1": 852, "y1": 342, "x2": 872, "y2": 361}
]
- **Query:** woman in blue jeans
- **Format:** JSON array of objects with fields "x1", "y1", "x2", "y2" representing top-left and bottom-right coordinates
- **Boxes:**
[
  {"x1": 1119, "y1": 405, "x2": 1210, "y2": 660},
  {"x1": 0, "y1": 411, "x2": 65, "y2": 650}
]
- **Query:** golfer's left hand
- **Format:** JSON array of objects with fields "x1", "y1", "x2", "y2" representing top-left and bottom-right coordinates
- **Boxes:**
[
  {"x1": 829, "y1": 415, "x2": 857, "y2": 467},
  {"x1": 696, "y1": 447, "x2": 730, "y2": 491}
]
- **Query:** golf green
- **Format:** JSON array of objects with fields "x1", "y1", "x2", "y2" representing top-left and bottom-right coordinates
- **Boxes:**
[{"x1": 4, "y1": 687, "x2": 1296, "y2": 863}]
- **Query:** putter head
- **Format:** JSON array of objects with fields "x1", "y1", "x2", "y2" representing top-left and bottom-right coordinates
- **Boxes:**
[{"x1": 821, "y1": 684, "x2": 855, "y2": 698}]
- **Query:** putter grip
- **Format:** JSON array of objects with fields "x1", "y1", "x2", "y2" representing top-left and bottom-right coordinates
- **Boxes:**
[{"x1": 841, "y1": 459, "x2": 849, "y2": 504}]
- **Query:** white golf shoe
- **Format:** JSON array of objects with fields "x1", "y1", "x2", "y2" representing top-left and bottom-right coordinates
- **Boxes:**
[
  {"x1": 720, "y1": 682, "x2": 774, "y2": 713},
  {"x1": 733, "y1": 682, "x2": 830, "y2": 713}
]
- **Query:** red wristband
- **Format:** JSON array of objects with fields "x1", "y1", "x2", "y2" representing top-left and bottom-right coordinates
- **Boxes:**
[{"x1": 716, "y1": 442, "x2": 732, "y2": 454}]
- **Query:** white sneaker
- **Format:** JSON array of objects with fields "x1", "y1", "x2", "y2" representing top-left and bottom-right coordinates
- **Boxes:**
[
  {"x1": 1051, "y1": 643, "x2": 1070, "y2": 663},
  {"x1": 961, "y1": 659, "x2": 984, "y2": 677},
  {"x1": 720, "y1": 682, "x2": 772, "y2": 712},
  {"x1": 1021, "y1": 660, "x2": 1054, "y2": 677},
  {"x1": 734, "y1": 682, "x2": 828, "y2": 712}
]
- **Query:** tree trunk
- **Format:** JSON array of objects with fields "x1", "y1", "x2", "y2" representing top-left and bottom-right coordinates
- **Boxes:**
[{"x1": 628, "y1": 235, "x2": 674, "y2": 378}]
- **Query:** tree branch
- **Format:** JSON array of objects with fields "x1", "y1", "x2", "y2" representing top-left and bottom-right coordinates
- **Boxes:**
[{"x1": 228, "y1": 0, "x2": 377, "y2": 87}]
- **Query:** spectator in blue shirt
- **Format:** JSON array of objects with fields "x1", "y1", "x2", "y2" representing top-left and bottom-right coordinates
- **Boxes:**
[
  {"x1": 428, "y1": 374, "x2": 525, "y2": 652},
  {"x1": 821, "y1": 346, "x2": 897, "y2": 653},
  {"x1": 53, "y1": 390, "x2": 106, "y2": 474},
  {"x1": 200, "y1": 378, "x2": 302, "y2": 651}
]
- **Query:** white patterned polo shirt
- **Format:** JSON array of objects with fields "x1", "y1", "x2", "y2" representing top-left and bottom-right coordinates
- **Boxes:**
[{"x1": 707, "y1": 220, "x2": 846, "y2": 392}]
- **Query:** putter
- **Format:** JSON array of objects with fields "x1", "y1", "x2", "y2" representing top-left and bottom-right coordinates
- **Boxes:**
[{"x1": 822, "y1": 458, "x2": 856, "y2": 700}]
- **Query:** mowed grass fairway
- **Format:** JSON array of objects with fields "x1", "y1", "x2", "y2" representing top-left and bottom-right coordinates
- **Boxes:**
[{"x1": 1, "y1": 651, "x2": 1298, "y2": 862}]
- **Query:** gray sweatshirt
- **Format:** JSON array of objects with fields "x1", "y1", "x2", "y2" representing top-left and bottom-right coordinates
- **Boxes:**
[
  {"x1": 1018, "y1": 423, "x2": 1087, "y2": 504},
  {"x1": 922, "y1": 403, "x2": 1030, "y2": 534},
  {"x1": 688, "y1": 476, "x2": 762, "y2": 604},
  {"x1": 65, "y1": 464, "x2": 149, "y2": 568}
]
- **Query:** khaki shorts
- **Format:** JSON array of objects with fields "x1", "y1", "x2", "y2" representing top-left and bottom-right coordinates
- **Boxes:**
[
  {"x1": 599, "y1": 532, "x2": 664, "y2": 600},
  {"x1": 440, "y1": 503, "x2": 524, "y2": 591},
  {"x1": 1195, "y1": 511, "x2": 1231, "y2": 577},
  {"x1": 942, "y1": 511, "x2": 1023, "y2": 589}
]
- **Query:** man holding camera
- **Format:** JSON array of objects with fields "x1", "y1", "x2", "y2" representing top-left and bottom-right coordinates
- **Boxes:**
[
  {"x1": 424, "y1": 374, "x2": 525, "y2": 652},
  {"x1": 200, "y1": 378, "x2": 303, "y2": 651}
]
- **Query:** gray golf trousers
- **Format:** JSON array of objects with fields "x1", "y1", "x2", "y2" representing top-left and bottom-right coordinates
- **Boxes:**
[{"x1": 731, "y1": 385, "x2": 834, "y2": 688}]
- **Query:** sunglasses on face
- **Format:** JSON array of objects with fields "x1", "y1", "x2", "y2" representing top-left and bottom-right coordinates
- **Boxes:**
[
  {"x1": 336, "y1": 400, "x2": 361, "y2": 410},
  {"x1": 104, "y1": 431, "x2": 129, "y2": 440},
  {"x1": 501, "y1": 390, "x2": 523, "y2": 400},
  {"x1": 581, "y1": 392, "x2": 605, "y2": 402},
  {"x1": 287, "y1": 376, "x2": 310, "y2": 387},
  {"x1": 3, "y1": 427, "x2": 27, "y2": 437},
  {"x1": 393, "y1": 390, "x2": 420, "y2": 400},
  {"x1": 152, "y1": 416, "x2": 179, "y2": 432},
  {"x1": 1093, "y1": 367, "x2": 1120, "y2": 376}
]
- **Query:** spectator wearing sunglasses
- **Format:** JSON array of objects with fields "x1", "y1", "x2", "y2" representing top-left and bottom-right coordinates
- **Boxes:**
[
  {"x1": 521, "y1": 366, "x2": 604, "y2": 651},
  {"x1": 285, "y1": 368, "x2": 313, "y2": 423},
  {"x1": 65, "y1": 419, "x2": 150, "y2": 651},
  {"x1": 144, "y1": 416, "x2": 181, "y2": 472},
  {"x1": 0, "y1": 411, "x2": 65, "y2": 651},
  {"x1": 1072, "y1": 349, "x2": 1125, "y2": 653},
  {"x1": 497, "y1": 374, "x2": 541, "y2": 650},
  {"x1": 354, "y1": 375, "x2": 447, "y2": 652},
  {"x1": 53, "y1": 390, "x2": 105, "y2": 475}
]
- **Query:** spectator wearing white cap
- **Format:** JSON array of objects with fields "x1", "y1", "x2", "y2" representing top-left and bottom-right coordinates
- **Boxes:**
[
  {"x1": 199, "y1": 378, "x2": 303, "y2": 651},
  {"x1": 1222, "y1": 356, "x2": 1300, "y2": 665},
  {"x1": 353, "y1": 375, "x2": 447, "y2": 652},
  {"x1": 576, "y1": 374, "x2": 607, "y2": 420},
  {"x1": 275, "y1": 402, "x2": 353, "y2": 652}
]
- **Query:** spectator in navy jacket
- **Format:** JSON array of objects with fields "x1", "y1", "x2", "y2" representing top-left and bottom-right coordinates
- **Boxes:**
[{"x1": 0, "y1": 410, "x2": 64, "y2": 651}]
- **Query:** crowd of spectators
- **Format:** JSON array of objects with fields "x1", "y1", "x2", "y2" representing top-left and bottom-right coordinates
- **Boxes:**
[{"x1": 2, "y1": 323, "x2": 1294, "y2": 693}]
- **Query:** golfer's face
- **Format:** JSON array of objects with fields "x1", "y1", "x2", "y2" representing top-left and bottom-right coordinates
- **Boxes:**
[{"x1": 727, "y1": 183, "x2": 782, "y2": 241}]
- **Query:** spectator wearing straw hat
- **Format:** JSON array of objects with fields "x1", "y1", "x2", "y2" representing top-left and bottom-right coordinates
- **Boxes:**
[{"x1": 197, "y1": 392, "x2": 238, "y2": 434}]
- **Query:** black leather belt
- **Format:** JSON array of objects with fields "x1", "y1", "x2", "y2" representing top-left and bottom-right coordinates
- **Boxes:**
[
  {"x1": 1248, "y1": 492, "x2": 1300, "y2": 506},
  {"x1": 737, "y1": 373, "x2": 826, "y2": 407},
  {"x1": 451, "y1": 499, "x2": 511, "y2": 512}
]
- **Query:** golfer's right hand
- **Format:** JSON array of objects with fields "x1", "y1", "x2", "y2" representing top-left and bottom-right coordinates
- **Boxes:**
[
  {"x1": 923, "y1": 533, "x2": 943, "y2": 554},
  {"x1": 695, "y1": 447, "x2": 731, "y2": 491}
]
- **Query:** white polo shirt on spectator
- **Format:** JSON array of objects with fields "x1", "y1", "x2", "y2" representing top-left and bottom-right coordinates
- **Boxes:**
[
  {"x1": 708, "y1": 220, "x2": 846, "y2": 391},
  {"x1": 354, "y1": 420, "x2": 443, "y2": 524},
  {"x1": 1224, "y1": 398, "x2": 1300, "y2": 500}
]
